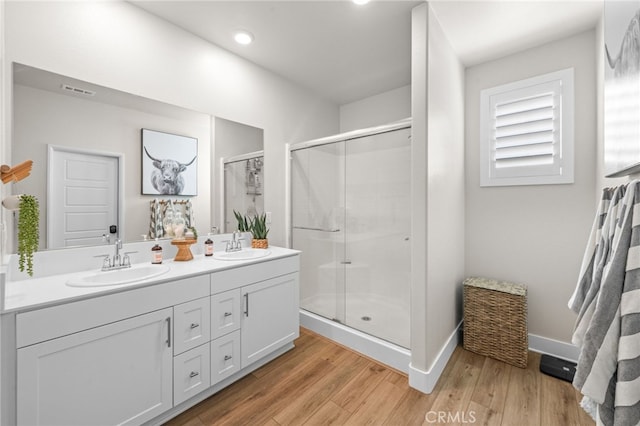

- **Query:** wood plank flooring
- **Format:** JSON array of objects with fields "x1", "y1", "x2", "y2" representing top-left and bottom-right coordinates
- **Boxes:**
[{"x1": 164, "y1": 328, "x2": 594, "y2": 426}]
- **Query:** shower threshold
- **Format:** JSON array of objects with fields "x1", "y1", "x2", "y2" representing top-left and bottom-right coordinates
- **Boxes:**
[{"x1": 300, "y1": 310, "x2": 411, "y2": 373}]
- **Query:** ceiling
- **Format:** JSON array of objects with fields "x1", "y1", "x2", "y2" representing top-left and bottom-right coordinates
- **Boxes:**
[{"x1": 130, "y1": 0, "x2": 603, "y2": 106}]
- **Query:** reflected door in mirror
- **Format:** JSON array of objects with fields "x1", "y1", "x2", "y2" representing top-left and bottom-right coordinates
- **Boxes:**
[{"x1": 48, "y1": 146, "x2": 120, "y2": 248}]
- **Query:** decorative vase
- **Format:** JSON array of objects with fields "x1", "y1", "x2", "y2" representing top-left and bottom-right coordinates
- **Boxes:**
[
  {"x1": 252, "y1": 238, "x2": 268, "y2": 249},
  {"x1": 173, "y1": 212, "x2": 186, "y2": 238},
  {"x1": 163, "y1": 210, "x2": 175, "y2": 237}
]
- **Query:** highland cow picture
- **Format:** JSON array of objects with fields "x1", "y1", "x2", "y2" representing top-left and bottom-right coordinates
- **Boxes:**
[
  {"x1": 604, "y1": 1, "x2": 640, "y2": 176},
  {"x1": 142, "y1": 128, "x2": 198, "y2": 195}
]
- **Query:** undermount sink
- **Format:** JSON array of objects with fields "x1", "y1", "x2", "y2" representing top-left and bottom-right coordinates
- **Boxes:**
[
  {"x1": 67, "y1": 264, "x2": 171, "y2": 287},
  {"x1": 212, "y1": 248, "x2": 271, "y2": 261}
]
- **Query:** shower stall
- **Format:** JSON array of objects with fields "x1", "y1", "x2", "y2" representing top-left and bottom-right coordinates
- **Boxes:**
[
  {"x1": 223, "y1": 151, "x2": 264, "y2": 232},
  {"x1": 290, "y1": 119, "x2": 411, "y2": 371}
]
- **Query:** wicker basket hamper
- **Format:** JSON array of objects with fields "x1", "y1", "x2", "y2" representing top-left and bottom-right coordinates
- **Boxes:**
[{"x1": 463, "y1": 277, "x2": 528, "y2": 368}]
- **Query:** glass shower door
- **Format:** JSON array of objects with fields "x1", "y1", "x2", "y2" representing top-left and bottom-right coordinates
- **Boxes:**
[
  {"x1": 291, "y1": 143, "x2": 346, "y2": 324},
  {"x1": 344, "y1": 128, "x2": 411, "y2": 348},
  {"x1": 291, "y1": 125, "x2": 411, "y2": 348}
]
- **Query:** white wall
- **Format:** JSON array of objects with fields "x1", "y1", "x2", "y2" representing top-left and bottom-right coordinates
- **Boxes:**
[
  {"x1": 425, "y1": 4, "x2": 465, "y2": 370},
  {"x1": 339, "y1": 85, "x2": 411, "y2": 132},
  {"x1": 410, "y1": 4, "x2": 429, "y2": 382},
  {"x1": 465, "y1": 30, "x2": 597, "y2": 345},
  {"x1": 410, "y1": 3, "x2": 466, "y2": 393},
  {"x1": 2, "y1": 1, "x2": 339, "y2": 251}
]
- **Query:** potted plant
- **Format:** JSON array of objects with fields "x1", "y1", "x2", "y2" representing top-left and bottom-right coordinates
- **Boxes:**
[
  {"x1": 249, "y1": 213, "x2": 269, "y2": 249},
  {"x1": 233, "y1": 210, "x2": 250, "y2": 232},
  {"x1": 17, "y1": 194, "x2": 39, "y2": 276}
]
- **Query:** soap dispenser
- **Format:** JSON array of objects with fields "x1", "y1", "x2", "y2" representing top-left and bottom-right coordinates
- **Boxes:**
[
  {"x1": 151, "y1": 240, "x2": 163, "y2": 264},
  {"x1": 204, "y1": 233, "x2": 214, "y2": 256}
]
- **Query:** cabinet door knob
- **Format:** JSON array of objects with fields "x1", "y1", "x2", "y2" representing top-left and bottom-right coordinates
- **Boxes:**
[
  {"x1": 189, "y1": 371, "x2": 199, "y2": 378},
  {"x1": 224, "y1": 355, "x2": 232, "y2": 361},
  {"x1": 190, "y1": 323, "x2": 200, "y2": 329},
  {"x1": 224, "y1": 312, "x2": 232, "y2": 317}
]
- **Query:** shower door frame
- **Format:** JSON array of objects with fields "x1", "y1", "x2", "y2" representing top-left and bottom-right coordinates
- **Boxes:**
[
  {"x1": 221, "y1": 150, "x2": 264, "y2": 233},
  {"x1": 286, "y1": 117, "x2": 411, "y2": 247},
  {"x1": 287, "y1": 117, "x2": 412, "y2": 345}
]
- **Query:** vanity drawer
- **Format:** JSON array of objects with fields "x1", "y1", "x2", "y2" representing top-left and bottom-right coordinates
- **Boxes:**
[
  {"x1": 173, "y1": 343, "x2": 211, "y2": 406},
  {"x1": 210, "y1": 330, "x2": 241, "y2": 385},
  {"x1": 210, "y1": 255, "x2": 299, "y2": 293},
  {"x1": 211, "y1": 289, "x2": 241, "y2": 339},
  {"x1": 173, "y1": 297, "x2": 211, "y2": 355}
]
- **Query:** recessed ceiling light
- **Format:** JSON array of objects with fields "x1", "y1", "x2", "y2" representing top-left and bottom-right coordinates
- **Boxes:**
[
  {"x1": 234, "y1": 30, "x2": 254, "y2": 45},
  {"x1": 353, "y1": 0, "x2": 370, "y2": 5}
]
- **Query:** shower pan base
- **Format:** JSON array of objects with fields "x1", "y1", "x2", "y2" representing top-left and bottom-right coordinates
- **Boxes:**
[
  {"x1": 300, "y1": 309, "x2": 411, "y2": 374},
  {"x1": 301, "y1": 292, "x2": 410, "y2": 348}
]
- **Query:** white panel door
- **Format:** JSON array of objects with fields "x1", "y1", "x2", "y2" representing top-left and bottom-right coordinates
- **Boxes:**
[
  {"x1": 48, "y1": 146, "x2": 119, "y2": 248},
  {"x1": 17, "y1": 308, "x2": 173, "y2": 426}
]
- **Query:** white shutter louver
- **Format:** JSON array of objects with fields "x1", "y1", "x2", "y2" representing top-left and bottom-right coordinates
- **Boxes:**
[
  {"x1": 480, "y1": 69, "x2": 574, "y2": 186},
  {"x1": 494, "y1": 92, "x2": 555, "y2": 168}
]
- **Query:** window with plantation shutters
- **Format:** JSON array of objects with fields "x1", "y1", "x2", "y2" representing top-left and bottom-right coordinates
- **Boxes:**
[{"x1": 480, "y1": 68, "x2": 574, "y2": 187}]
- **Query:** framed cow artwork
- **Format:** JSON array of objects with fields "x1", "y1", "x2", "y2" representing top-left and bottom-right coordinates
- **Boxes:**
[
  {"x1": 604, "y1": 0, "x2": 640, "y2": 177},
  {"x1": 141, "y1": 128, "x2": 198, "y2": 195}
]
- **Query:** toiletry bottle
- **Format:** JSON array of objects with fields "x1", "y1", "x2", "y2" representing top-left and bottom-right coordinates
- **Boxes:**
[
  {"x1": 204, "y1": 233, "x2": 214, "y2": 256},
  {"x1": 152, "y1": 241, "x2": 163, "y2": 264}
]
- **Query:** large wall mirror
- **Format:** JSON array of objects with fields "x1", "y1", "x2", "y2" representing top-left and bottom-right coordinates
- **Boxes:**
[
  {"x1": 214, "y1": 117, "x2": 264, "y2": 233},
  {"x1": 11, "y1": 63, "x2": 264, "y2": 251}
]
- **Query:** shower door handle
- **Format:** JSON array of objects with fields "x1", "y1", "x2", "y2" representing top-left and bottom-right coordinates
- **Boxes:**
[
  {"x1": 293, "y1": 226, "x2": 340, "y2": 232},
  {"x1": 293, "y1": 226, "x2": 340, "y2": 233}
]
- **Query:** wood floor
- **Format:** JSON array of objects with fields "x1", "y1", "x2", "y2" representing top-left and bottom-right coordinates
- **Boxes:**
[{"x1": 164, "y1": 328, "x2": 595, "y2": 426}]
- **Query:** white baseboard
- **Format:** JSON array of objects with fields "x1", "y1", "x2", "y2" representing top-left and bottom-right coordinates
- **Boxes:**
[
  {"x1": 409, "y1": 321, "x2": 461, "y2": 394},
  {"x1": 407, "y1": 326, "x2": 579, "y2": 395},
  {"x1": 528, "y1": 333, "x2": 579, "y2": 363}
]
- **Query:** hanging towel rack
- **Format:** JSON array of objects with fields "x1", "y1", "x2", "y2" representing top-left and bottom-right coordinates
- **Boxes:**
[
  {"x1": 0, "y1": 160, "x2": 33, "y2": 184},
  {"x1": 155, "y1": 199, "x2": 191, "y2": 205}
]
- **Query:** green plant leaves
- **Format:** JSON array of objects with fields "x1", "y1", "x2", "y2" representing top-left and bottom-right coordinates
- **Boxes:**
[
  {"x1": 233, "y1": 210, "x2": 250, "y2": 232},
  {"x1": 18, "y1": 194, "x2": 39, "y2": 276},
  {"x1": 233, "y1": 211, "x2": 269, "y2": 239},
  {"x1": 249, "y1": 213, "x2": 269, "y2": 240}
]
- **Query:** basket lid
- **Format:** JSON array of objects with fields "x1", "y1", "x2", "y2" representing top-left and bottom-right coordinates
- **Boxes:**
[{"x1": 463, "y1": 277, "x2": 527, "y2": 296}]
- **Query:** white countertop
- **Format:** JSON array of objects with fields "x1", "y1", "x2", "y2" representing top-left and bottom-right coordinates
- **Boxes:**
[{"x1": 2, "y1": 246, "x2": 299, "y2": 314}]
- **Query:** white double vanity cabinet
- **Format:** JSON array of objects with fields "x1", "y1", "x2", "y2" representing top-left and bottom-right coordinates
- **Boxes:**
[{"x1": 0, "y1": 245, "x2": 300, "y2": 425}]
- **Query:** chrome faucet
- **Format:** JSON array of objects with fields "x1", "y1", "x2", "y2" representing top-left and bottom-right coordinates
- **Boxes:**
[
  {"x1": 113, "y1": 238, "x2": 122, "y2": 267},
  {"x1": 95, "y1": 238, "x2": 137, "y2": 271},
  {"x1": 225, "y1": 231, "x2": 243, "y2": 252}
]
